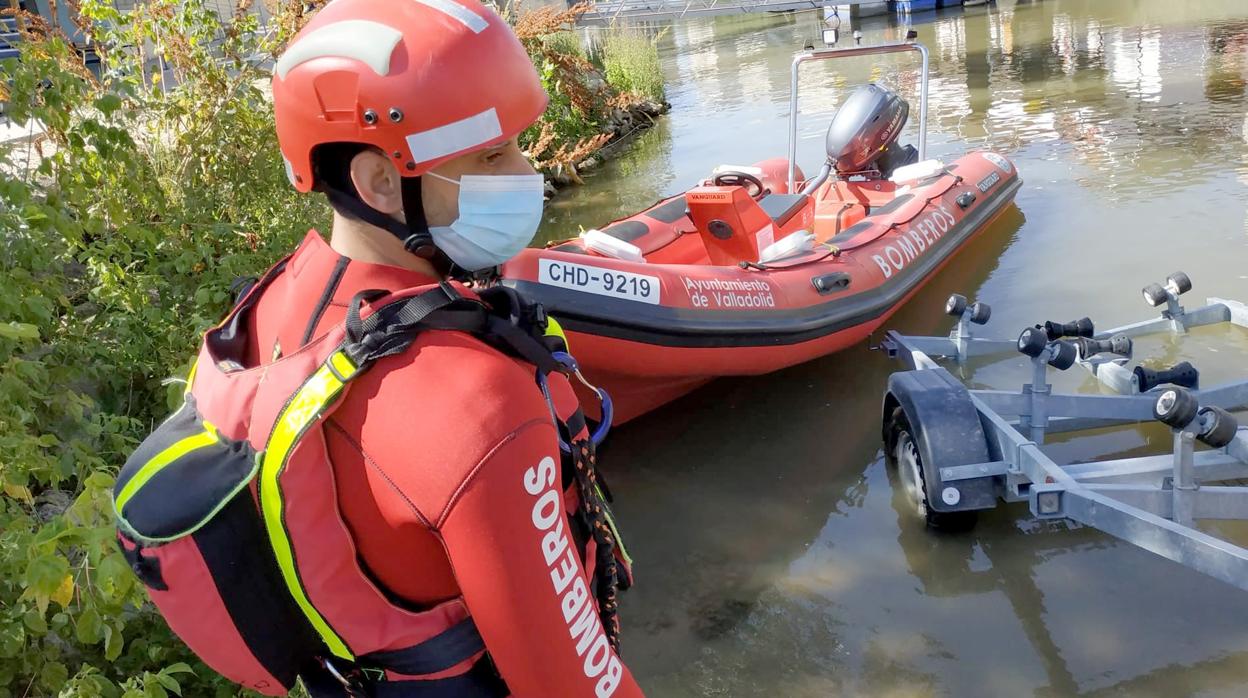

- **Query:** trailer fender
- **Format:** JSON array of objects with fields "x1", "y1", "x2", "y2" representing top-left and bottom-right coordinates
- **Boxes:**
[{"x1": 882, "y1": 367, "x2": 996, "y2": 512}]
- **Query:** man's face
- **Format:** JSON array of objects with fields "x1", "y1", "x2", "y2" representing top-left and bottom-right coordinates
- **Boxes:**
[{"x1": 421, "y1": 139, "x2": 537, "y2": 227}]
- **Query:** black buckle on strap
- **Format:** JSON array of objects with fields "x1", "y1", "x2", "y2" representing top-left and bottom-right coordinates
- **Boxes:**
[{"x1": 343, "y1": 285, "x2": 467, "y2": 365}]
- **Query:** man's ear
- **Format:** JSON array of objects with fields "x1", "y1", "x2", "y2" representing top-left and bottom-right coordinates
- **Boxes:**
[{"x1": 349, "y1": 149, "x2": 404, "y2": 216}]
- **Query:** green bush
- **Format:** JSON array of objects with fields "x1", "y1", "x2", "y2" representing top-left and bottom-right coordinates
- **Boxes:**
[
  {"x1": 598, "y1": 29, "x2": 665, "y2": 102},
  {"x1": 544, "y1": 30, "x2": 588, "y2": 61},
  {"x1": 512, "y1": 5, "x2": 613, "y2": 170},
  {"x1": 0, "y1": 1, "x2": 325, "y2": 695},
  {"x1": 0, "y1": 0, "x2": 664, "y2": 695}
]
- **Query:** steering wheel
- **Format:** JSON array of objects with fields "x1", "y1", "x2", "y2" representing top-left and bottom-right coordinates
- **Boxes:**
[{"x1": 712, "y1": 170, "x2": 768, "y2": 200}]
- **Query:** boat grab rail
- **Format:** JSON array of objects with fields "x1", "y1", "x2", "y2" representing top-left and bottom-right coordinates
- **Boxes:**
[
  {"x1": 787, "y1": 40, "x2": 930, "y2": 193},
  {"x1": 798, "y1": 162, "x2": 832, "y2": 197}
]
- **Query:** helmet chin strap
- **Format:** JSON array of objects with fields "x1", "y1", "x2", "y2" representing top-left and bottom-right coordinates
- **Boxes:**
[{"x1": 322, "y1": 177, "x2": 456, "y2": 277}]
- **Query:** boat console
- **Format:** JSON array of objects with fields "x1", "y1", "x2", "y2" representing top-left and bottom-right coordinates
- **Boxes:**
[
  {"x1": 690, "y1": 79, "x2": 922, "y2": 264},
  {"x1": 687, "y1": 176, "x2": 814, "y2": 266}
]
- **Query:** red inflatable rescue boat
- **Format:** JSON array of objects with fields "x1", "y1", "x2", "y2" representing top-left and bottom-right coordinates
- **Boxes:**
[{"x1": 502, "y1": 41, "x2": 1021, "y2": 422}]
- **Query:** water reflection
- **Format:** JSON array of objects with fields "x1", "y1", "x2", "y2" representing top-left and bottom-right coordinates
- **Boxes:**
[{"x1": 548, "y1": 1, "x2": 1248, "y2": 695}]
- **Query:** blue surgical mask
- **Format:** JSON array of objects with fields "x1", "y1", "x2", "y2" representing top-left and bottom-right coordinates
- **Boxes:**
[{"x1": 425, "y1": 172, "x2": 546, "y2": 271}]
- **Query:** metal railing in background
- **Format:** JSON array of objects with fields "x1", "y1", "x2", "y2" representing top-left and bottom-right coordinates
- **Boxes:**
[{"x1": 579, "y1": 0, "x2": 824, "y2": 24}]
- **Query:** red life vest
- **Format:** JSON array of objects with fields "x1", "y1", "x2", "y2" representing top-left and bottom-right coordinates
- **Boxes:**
[{"x1": 112, "y1": 260, "x2": 627, "y2": 697}]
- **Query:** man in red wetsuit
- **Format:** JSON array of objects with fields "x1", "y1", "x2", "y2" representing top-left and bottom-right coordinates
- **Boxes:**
[{"x1": 252, "y1": 0, "x2": 644, "y2": 695}]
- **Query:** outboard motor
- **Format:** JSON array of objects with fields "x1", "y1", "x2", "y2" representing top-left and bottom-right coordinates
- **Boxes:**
[{"x1": 825, "y1": 83, "x2": 918, "y2": 178}]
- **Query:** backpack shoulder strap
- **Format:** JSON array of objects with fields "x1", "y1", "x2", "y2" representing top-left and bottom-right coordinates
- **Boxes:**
[{"x1": 339, "y1": 283, "x2": 563, "y2": 378}]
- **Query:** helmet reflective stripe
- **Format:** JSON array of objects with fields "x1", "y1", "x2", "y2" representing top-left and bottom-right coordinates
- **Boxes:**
[
  {"x1": 412, "y1": 0, "x2": 488, "y2": 33},
  {"x1": 406, "y1": 107, "x2": 503, "y2": 165},
  {"x1": 272, "y1": 0, "x2": 547, "y2": 189},
  {"x1": 274, "y1": 19, "x2": 403, "y2": 79}
]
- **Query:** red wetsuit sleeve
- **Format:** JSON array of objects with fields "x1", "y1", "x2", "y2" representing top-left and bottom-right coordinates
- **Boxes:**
[{"x1": 439, "y1": 419, "x2": 643, "y2": 698}]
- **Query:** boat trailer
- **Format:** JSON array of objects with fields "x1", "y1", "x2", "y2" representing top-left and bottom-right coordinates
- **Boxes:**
[{"x1": 878, "y1": 272, "x2": 1248, "y2": 592}]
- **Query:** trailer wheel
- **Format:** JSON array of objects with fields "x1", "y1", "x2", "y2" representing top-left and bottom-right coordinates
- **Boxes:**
[{"x1": 885, "y1": 407, "x2": 978, "y2": 532}]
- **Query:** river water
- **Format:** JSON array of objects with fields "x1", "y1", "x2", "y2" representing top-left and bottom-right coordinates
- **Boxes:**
[{"x1": 542, "y1": 1, "x2": 1248, "y2": 695}]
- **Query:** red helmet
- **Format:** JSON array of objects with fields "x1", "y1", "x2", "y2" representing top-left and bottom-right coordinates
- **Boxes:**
[{"x1": 273, "y1": 0, "x2": 548, "y2": 193}]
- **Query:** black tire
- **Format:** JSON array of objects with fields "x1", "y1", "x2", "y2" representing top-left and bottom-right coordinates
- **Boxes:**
[
  {"x1": 1018, "y1": 327, "x2": 1047, "y2": 358},
  {"x1": 1153, "y1": 387, "x2": 1199, "y2": 429},
  {"x1": 1166, "y1": 271, "x2": 1192, "y2": 296},
  {"x1": 969, "y1": 302, "x2": 992, "y2": 325},
  {"x1": 884, "y1": 407, "x2": 978, "y2": 532},
  {"x1": 1196, "y1": 406, "x2": 1239, "y2": 448},
  {"x1": 1143, "y1": 282, "x2": 1168, "y2": 308},
  {"x1": 946, "y1": 294, "x2": 968, "y2": 317}
]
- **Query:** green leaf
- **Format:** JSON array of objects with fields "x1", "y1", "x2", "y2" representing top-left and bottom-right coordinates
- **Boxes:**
[
  {"x1": 97, "y1": 553, "x2": 133, "y2": 597},
  {"x1": 84, "y1": 471, "x2": 115, "y2": 490},
  {"x1": 154, "y1": 672, "x2": 181, "y2": 696},
  {"x1": 22, "y1": 609, "x2": 47, "y2": 634},
  {"x1": 25, "y1": 554, "x2": 70, "y2": 614},
  {"x1": 142, "y1": 678, "x2": 167, "y2": 698},
  {"x1": 0, "y1": 322, "x2": 39, "y2": 340},
  {"x1": 0, "y1": 620, "x2": 24, "y2": 659},
  {"x1": 76, "y1": 606, "x2": 103, "y2": 645},
  {"x1": 103, "y1": 623, "x2": 124, "y2": 662},
  {"x1": 39, "y1": 661, "x2": 68, "y2": 691},
  {"x1": 96, "y1": 94, "x2": 123, "y2": 116},
  {"x1": 161, "y1": 663, "x2": 193, "y2": 676},
  {"x1": 50, "y1": 612, "x2": 70, "y2": 631}
]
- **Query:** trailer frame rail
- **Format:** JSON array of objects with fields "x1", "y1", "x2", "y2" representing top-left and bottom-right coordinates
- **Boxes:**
[{"x1": 879, "y1": 273, "x2": 1248, "y2": 592}]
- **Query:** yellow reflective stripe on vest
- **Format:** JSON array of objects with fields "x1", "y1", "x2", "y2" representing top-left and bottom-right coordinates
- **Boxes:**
[
  {"x1": 184, "y1": 359, "x2": 199, "y2": 398},
  {"x1": 114, "y1": 421, "x2": 220, "y2": 514},
  {"x1": 259, "y1": 349, "x2": 359, "y2": 661},
  {"x1": 545, "y1": 316, "x2": 569, "y2": 350}
]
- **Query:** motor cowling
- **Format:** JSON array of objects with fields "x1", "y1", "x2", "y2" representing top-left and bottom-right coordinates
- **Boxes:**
[{"x1": 825, "y1": 83, "x2": 916, "y2": 177}]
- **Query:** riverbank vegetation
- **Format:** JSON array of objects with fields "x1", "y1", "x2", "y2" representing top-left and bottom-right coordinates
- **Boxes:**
[
  {"x1": 0, "y1": 0, "x2": 665, "y2": 695},
  {"x1": 599, "y1": 29, "x2": 666, "y2": 103},
  {"x1": 512, "y1": 4, "x2": 669, "y2": 187}
]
